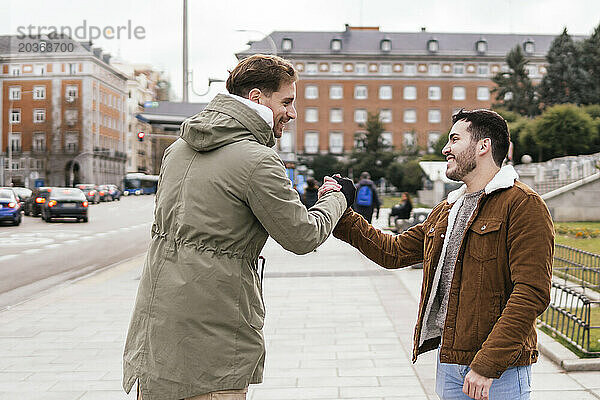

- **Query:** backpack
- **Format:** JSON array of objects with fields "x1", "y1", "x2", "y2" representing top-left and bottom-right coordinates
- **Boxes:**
[{"x1": 356, "y1": 185, "x2": 373, "y2": 207}]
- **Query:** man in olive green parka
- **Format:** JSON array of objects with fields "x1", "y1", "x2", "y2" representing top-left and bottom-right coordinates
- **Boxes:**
[{"x1": 123, "y1": 55, "x2": 348, "y2": 400}]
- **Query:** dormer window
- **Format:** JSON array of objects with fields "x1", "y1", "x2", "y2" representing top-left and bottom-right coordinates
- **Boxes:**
[
  {"x1": 331, "y1": 39, "x2": 342, "y2": 51},
  {"x1": 524, "y1": 40, "x2": 535, "y2": 54},
  {"x1": 380, "y1": 39, "x2": 391, "y2": 52},
  {"x1": 427, "y1": 39, "x2": 439, "y2": 53},
  {"x1": 476, "y1": 39, "x2": 487, "y2": 54},
  {"x1": 281, "y1": 38, "x2": 293, "y2": 52}
]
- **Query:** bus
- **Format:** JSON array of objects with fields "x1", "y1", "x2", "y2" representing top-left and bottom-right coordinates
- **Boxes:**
[{"x1": 122, "y1": 173, "x2": 159, "y2": 196}]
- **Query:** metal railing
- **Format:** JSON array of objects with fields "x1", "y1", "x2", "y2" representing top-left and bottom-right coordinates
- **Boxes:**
[
  {"x1": 554, "y1": 244, "x2": 600, "y2": 291},
  {"x1": 538, "y1": 282, "x2": 600, "y2": 356},
  {"x1": 534, "y1": 178, "x2": 581, "y2": 195}
]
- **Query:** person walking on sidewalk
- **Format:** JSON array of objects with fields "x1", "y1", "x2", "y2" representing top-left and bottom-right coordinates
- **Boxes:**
[
  {"x1": 122, "y1": 54, "x2": 352, "y2": 400},
  {"x1": 331, "y1": 109, "x2": 553, "y2": 400},
  {"x1": 352, "y1": 171, "x2": 381, "y2": 223}
]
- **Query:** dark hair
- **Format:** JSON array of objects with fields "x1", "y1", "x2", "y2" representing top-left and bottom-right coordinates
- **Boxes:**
[
  {"x1": 451, "y1": 109, "x2": 510, "y2": 167},
  {"x1": 226, "y1": 54, "x2": 297, "y2": 98},
  {"x1": 403, "y1": 192, "x2": 412, "y2": 206},
  {"x1": 360, "y1": 171, "x2": 371, "y2": 180},
  {"x1": 306, "y1": 178, "x2": 318, "y2": 189}
]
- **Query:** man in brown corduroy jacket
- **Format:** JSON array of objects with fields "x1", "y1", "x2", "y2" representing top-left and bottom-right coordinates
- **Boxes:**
[{"x1": 332, "y1": 109, "x2": 553, "y2": 400}]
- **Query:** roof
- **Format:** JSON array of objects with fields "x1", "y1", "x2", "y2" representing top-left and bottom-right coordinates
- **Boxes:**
[
  {"x1": 136, "y1": 101, "x2": 207, "y2": 128},
  {"x1": 237, "y1": 28, "x2": 586, "y2": 59}
]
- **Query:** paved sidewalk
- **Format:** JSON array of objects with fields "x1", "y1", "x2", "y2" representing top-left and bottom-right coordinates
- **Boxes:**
[{"x1": 0, "y1": 215, "x2": 599, "y2": 399}]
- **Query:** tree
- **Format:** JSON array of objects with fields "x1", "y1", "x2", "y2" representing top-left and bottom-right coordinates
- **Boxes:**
[
  {"x1": 491, "y1": 45, "x2": 540, "y2": 116},
  {"x1": 386, "y1": 159, "x2": 424, "y2": 194},
  {"x1": 301, "y1": 154, "x2": 344, "y2": 183},
  {"x1": 348, "y1": 112, "x2": 396, "y2": 181},
  {"x1": 508, "y1": 117, "x2": 538, "y2": 163},
  {"x1": 539, "y1": 28, "x2": 594, "y2": 107},
  {"x1": 532, "y1": 104, "x2": 596, "y2": 160},
  {"x1": 580, "y1": 23, "x2": 600, "y2": 104}
]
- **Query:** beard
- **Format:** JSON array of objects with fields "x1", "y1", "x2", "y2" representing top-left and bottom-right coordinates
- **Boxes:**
[{"x1": 446, "y1": 143, "x2": 477, "y2": 181}]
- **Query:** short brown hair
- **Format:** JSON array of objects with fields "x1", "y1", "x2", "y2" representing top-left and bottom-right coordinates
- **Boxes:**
[
  {"x1": 226, "y1": 54, "x2": 297, "y2": 97},
  {"x1": 452, "y1": 109, "x2": 510, "y2": 167}
]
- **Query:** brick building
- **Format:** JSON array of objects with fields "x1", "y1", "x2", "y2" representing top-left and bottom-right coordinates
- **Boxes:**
[
  {"x1": 237, "y1": 26, "x2": 569, "y2": 160},
  {"x1": 0, "y1": 35, "x2": 128, "y2": 187}
]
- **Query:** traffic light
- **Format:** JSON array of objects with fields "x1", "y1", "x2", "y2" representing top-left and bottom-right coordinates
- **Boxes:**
[{"x1": 137, "y1": 131, "x2": 145, "y2": 142}]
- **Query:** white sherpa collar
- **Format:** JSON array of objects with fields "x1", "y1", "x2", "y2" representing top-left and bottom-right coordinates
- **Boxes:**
[
  {"x1": 225, "y1": 92, "x2": 274, "y2": 129},
  {"x1": 446, "y1": 165, "x2": 519, "y2": 204}
]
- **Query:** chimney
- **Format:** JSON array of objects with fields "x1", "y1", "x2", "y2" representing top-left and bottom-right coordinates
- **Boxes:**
[
  {"x1": 92, "y1": 47, "x2": 102, "y2": 59},
  {"x1": 102, "y1": 53, "x2": 112, "y2": 65},
  {"x1": 421, "y1": 27, "x2": 427, "y2": 32}
]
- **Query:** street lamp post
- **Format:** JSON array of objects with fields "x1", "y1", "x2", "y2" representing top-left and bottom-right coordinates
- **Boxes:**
[{"x1": 190, "y1": 76, "x2": 225, "y2": 98}]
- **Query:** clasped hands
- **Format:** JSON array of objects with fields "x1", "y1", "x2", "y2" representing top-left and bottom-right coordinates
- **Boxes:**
[{"x1": 318, "y1": 174, "x2": 356, "y2": 209}]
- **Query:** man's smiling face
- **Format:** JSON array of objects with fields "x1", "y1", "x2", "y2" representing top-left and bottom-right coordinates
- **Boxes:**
[
  {"x1": 259, "y1": 81, "x2": 297, "y2": 138},
  {"x1": 442, "y1": 120, "x2": 478, "y2": 182}
]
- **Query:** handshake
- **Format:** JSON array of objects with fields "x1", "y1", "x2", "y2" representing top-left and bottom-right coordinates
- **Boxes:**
[{"x1": 317, "y1": 174, "x2": 356, "y2": 209}]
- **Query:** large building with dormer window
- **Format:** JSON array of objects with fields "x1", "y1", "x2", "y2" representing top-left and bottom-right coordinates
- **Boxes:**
[
  {"x1": 0, "y1": 35, "x2": 128, "y2": 187},
  {"x1": 237, "y1": 25, "x2": 580, "y2": 159}
]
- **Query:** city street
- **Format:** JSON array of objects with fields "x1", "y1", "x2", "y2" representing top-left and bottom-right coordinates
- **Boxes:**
[{"x1": 0, "y1": 195, "x2": 154, "y2": 309}]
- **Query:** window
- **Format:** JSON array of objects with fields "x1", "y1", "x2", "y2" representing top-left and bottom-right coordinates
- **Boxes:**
[
  {"x1": 304, "y1": 131, "x2": 319, "y2": 154},
  {"x1": 354, "y1": 85, "x2": 368, "y2": 99},
  {"x1": 477, "y1": 64, "x2": 489, "y2": 76},
  {"x1": 10, "y1": 109, "x2": 21, "y2": 123},
  {"x1": 331, "y1": 62, "x2": 343, "y2": 74},
  {"x1": 10, "y1": 65, "x2": 21, "y2": 76},
  {"x1": 526, "y1": 65, "x2": 537, "y2": 77},
  {"x1": 404, "y1": 63, "x2": 416, "y2": 76},
  {"x1": 330, "y1": 39, "x2": 342, "y2": 51},
  {"x1": 477, "y1": 87, "x2": 490, "y2": 101},
  {"x1": 403, "y1": 86, "x2": 417, "y2": 100},
  {"x1": 476, "y1": 40, "x2": 488, "y2": 53},
  {"x1": 33, "y1": 132, "x2": 46, "y2": 151},
  {"x1": 33, "y1": 109, "x2": 46, "y2": 123},
  {"x1": 428, "y1": 109, "x2": 441, "y2": 123},
  {"x1": 428, "y1": 86, "x2": 441, "y2": 100},
  {"x1": 427, "y1": 39, "x2": 439, "y2": 52},
  {"x1": 305, "y1": 108, "x2": 319, "y2": 123},
  {"x1": 404, "y1": 109, "x2": 417, "y2": 123},
  {"x1": 281, "y1": 38, "x2": 293, "y2": 51},
  {"x1": 10, "y1": 133, "x2": 21, "y2": 152},
  {"x1": 380, "y1": 39, "x2": 392, "y2": 52},
  {"x1": 379, "y1": 85, "x2": 392, "y2": 100},
  {"x1": 305, "y1": 85, "x2": 318, "y2": 99},
  {"x1": 453, "y1": 64, "x2": 464, "y2": 75},
  {"x1": 355, "y1": 63, "x2": 367, "y2": 75},
  {"x1": 306, "y1": 62, "x2": 318, "y2": 74},
  {"x1": 34, "y1": 64, "x2": 46, "y2": 75},
  {"x1": 504, "y1": 92, "x2": 513, "y2": 101},
  {"x1": 329, "y1": 85, "x2": 343, "y2": 99},
  {"x1": 9, "y1": 86, "x2": 21, "y2": 100},
  {"x1": 403, "y1": 132, "x2": 415, "y2": 148},
  {"x1": 66, "y1": 85, "x2": 78, "y2": 99},
  {"x1": 330, "y1": 108, "x2": 343, "y2": 123},
  {"x1": 65, "y1": 132, "x2": 78, "y2": 153},
  {"x1": 280, "y1": 131, "x2": 293, "y2": 153},
  {"x1": 452, "y1": 86, "x2": 466, "y2": 100},
  {"x1": 524, "y1": 40, "x2": 535, "y2": 54},
  {"x1": 354, "y1": 109, "x2": 367, "y2": 123},
  {"x1": 329, "y1": 132, "x2": 344, "y2": 154},
  {"x1": 33, "y1": 85, "x2": 46, "y2": 100},
  {"x1": 380, "y1": 109, "x2": 392, "y2": 123},
  {"x1": 429, "y1": 64, "x2": 441, "y2": 76},
  {"x1": 65, "y1": 109, "x2": 78, "y2": 125},
  {"x1": 35, "y1": 159, "x2": 44, "y2": 170},
  {"x1": 381, "y1": 132, "x2": 393, "y2": 147},
  {"x1": 68, "y1": 63, "x2": 77, "y2": 74},
  {"x1": 428, "y1": 132, "x2": 441, "y2": 153},
  {"x1": 380, "y1": 63, "x2": 392, "y2": 74}
]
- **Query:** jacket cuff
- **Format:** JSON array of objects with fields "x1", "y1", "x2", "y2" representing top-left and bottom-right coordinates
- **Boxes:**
[
  {"x1": 470, "y1": 354, "x2": 504, "y2": 379},
  {"x1": 333, "y1": 208, "x2": 359, "y2": 241}
]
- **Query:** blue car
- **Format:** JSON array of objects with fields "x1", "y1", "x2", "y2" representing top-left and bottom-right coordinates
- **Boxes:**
[{"x1": 0, "y1": 188, "x2": 22, "y2": 226}]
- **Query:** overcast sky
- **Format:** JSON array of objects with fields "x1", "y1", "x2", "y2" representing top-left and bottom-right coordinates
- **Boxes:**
[{"x1": 3, "y1": 0, "x2": 599, "y2": 102}]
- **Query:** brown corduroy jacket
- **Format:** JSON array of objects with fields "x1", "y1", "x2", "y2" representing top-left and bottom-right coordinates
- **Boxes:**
[{"x1": 333, "y1": 167, "x2": 554, "y2": 378}]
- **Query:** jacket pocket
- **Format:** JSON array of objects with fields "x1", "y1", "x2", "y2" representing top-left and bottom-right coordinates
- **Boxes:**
[
  {"x1": 477, "y1": 294, "x2": 502, "y2": 343},
  {"x1": 467, "y1": 219, "x2": 502, "y2": 261},
  {"x1": 249, "y1": 268, "x2": 265, "y2": 330}
]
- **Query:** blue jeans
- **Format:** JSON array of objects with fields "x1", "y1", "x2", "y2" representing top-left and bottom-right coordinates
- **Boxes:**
[{"x1": 436, "y1": 350, "x2": 531, "y2": 399}]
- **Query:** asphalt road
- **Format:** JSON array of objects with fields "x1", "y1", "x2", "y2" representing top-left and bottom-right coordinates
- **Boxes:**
[{"x1": 0, "y1": 195, "x2": 154, "y2": 309}]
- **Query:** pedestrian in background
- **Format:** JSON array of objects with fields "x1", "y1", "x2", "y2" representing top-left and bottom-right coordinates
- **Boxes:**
[
  {"x1": 331, "y1": 109, "x2": 553, "y2": 400},
  {"x1": 302, "y1": 178, "x2": 319, "y2": 208},
  {"x1": 352, "y1": 171, "x2": 381, "y2": 223},
  {"x1": 389, "y1": 192, "x2": 413, "y2": 227},
  {"x1": 122, "y1": 54, "x2": 349, "y2": 400}
]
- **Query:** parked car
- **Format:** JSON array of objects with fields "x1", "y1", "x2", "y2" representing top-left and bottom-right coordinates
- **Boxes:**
[
  {"x1": 97, "y1": 185, "x2": 112, "y2": 202},
  {"x1": 24, "y1": 187, "x2": 53, "y2": 217},
  {"x1": 0, "y1": 188, "x2": 22, "y2": 226},
  {"x1": 107, "y1": 184, "x2": 121, "y2": 201},
  {"x1": 76, "y1": 184, "x2": 100, "y2": 204},
  {"x1": 11, "y1": 187, "x2": 32, "y2": 207},
  {"x1": 41, "y1": 187, "x2": 88, "y2": 223}
]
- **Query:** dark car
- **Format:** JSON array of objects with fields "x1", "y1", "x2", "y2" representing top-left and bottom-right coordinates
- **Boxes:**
[
  {"x1": 0, "y1": 188, "x2": 22, "y2": 226},
  {"x1": 76, "y1": 184, "x2": 100, "y2": 204},
  {"x1": 11, "y1": 187, "x2": 32, "y2": 207},
  {"x1": 24, "y1": 187, "x2": 53, "y2": 217},
  {"x1": 97, "y1": 185, "x2": 113, "y2": 202},
  {"x1": 107, "y1": 184, "x2": 121, "y2": 201},
  {"x1": 41, "y1": 187, "x2": 88, "y2": 223}
]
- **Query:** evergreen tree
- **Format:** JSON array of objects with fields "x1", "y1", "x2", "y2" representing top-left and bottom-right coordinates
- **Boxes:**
[
  {"x1": 580, "y1": 23, "x2": 600, "y2": 104},
  {"x1": 348, "y1": 112, "x2": 395, "y2": 181},
  {"x1": 491, "y1": 45, "x2": 540, "y2": 117},
  {"x1": 540, "y1": 28, "x2": 593, "y2": 106}
]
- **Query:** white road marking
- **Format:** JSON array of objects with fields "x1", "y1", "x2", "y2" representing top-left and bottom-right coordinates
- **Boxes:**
[
  {"x1": 21, "y1": 248, "x2": 42, "y2": 254},
  {"x1": 94, "y1": 232, "x2": 108, "y2": 237},
  {"x1": 0, "y1": 254, "x2": 17, "y2": 261},
  {"x1": 79, "y1": 236, "x2": 94, "y2": 240},
  {"x1": 63, "y1": 240, "x2": 80, "y2": 245},
  {"x1": 44, "y1": 243, "x2": 62, "y2": 249}
]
